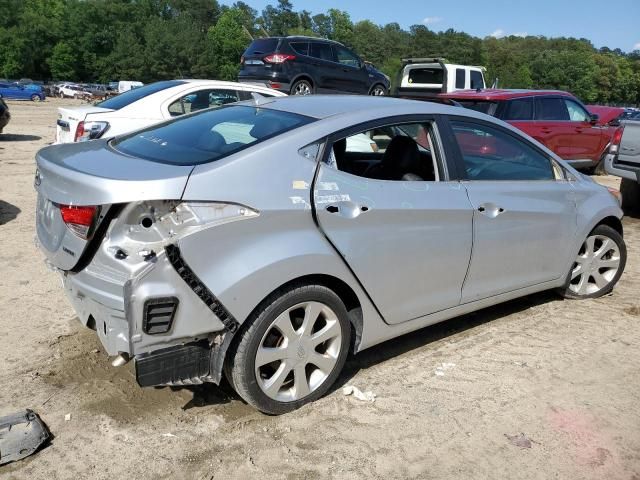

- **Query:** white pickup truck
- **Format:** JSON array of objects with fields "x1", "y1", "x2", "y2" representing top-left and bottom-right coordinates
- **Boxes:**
[
  {"x1": 394, "y1": 57, "x2": 487, "y2": 98},
  {"x1": 605, "y1": 120, "x2": 640, "y2": 211}
]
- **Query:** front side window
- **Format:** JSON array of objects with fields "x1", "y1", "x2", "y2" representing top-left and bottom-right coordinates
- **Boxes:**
[
  {"x1": 325, "y1": 122, "x2": 440, "y2": 182},
  {"x1": 168, "y1": 89, "x2": 240, "y2": 117},
  {"x1": 470, "y1": 70, "x2": 484, "y2": 89},
  {"x1": 455, "y1": 69, "x2": 465, "y2": 89},
  {"x1": 451, "y1": 120, "x2": 554, "y2": 181},
  {"x1": 564, "y1": 99, "x2": 590, "y2": 122},
  {"x1": 535, "y1": 97, "x2": 569, "y2": 121},
  {"x1": 334, "y1": 46, "x2": 360, "y2": 68},
  {"x1": 502, "y1": 98, "x2": 534, "y2": 121},
  {"x1": 311, "y1": 42, "x2": 335, "y2": 62},
  {"x1": 114, "y1": 105, "x2": 313, "y2": 165}
]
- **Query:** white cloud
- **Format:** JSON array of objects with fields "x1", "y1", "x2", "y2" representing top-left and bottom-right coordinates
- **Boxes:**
[
  {"x1": 490, "y1": 29, "x2": 505, "y2": 38},
  {"x1": 633, "y1": 42, "x2": 640, "y2": 51},
  {"x1": 423, "y1": 16, "x2": 443, "y2": 25},
  {"x1": 513, "y1": 32, "x2": 528, "y2": 37},
  {"x1": 489, "y1": 29, "x2": 527, "y2": 38}
]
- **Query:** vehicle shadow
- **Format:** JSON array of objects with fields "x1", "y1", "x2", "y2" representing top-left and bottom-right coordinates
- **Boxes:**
[
  {"x1": 332, "y1": 290, "x2": 558, "y2": 393},
  {"x1": 0, "y1": 200, "x2": 21, "y2": 225},
  {"x1": 0, "y1": 134, "x2": 42, "y2": 142}
]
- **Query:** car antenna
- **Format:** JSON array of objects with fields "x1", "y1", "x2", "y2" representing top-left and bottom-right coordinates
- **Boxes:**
[{"x1": 251, "y1": 92, "x2": 273, "y2": 107}]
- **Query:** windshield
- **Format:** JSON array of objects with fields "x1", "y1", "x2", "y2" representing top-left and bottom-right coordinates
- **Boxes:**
[
  {"x1": 457, "y1": 100, "x2": 498, "y2": 116},
  {"x1": 113, "y1": 105, "x2": 314, "y2": 165},
  {"x1": 97, "y1": 80, "x2": 186, "y2": 110}
]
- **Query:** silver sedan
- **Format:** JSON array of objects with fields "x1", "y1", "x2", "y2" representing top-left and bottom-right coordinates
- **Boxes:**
[{"x1": 34, "y1": 96, "x2": 627, "y2": 414}]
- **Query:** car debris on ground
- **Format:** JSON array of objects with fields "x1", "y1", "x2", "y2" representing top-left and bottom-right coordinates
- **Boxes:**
[{"x1": 0, "y1": 409, "x2": 50, "y2": 465}]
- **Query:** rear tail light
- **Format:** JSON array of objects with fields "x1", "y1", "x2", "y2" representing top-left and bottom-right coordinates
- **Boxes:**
[
  {"x1": 74, "y1": 121, "x2": 109, "y2": 142},
  {"x1": 610, "y1": 127, "x2": 624, "y2": 154},
  {"x1": 263, "y1": 54, "x2": 295, "y2": 64},
  {"x1": 59, "y1": 205, "x2": 98, "y2": 238}
]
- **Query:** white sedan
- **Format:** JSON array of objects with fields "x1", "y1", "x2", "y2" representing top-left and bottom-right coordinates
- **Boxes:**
[{"x1": 54, "y1": 79, "x2": 286, "y2": 144}]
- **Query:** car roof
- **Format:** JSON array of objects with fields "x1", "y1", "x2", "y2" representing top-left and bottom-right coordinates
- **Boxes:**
[
  {"x1": 250, "y1": 94, "x2": 472, "y2": 120},
  {"x1": 440, "y1": 89, "x2": 574, "y2": 101}
]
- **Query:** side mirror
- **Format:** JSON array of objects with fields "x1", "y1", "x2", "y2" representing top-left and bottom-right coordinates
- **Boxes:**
[{"x1": 589, "y1": 113, "x2": 599, "y2": 125}]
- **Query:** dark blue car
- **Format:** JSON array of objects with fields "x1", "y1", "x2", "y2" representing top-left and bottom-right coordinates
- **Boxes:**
[{"x1": 0, "y1": 82, "x2": 45, "y2": 101}]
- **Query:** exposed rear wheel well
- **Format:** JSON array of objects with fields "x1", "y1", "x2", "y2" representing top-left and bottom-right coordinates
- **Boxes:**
[{"x1": 596, "y1": 216, "x2": 623, "y2": 236}]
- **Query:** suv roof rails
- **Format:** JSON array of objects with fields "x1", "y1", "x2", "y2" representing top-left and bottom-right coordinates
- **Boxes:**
[{"x1": 285, "y1": 35, "x2": 343, "y2": 46}]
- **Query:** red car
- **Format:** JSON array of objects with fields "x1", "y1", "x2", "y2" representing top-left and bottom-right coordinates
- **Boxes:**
[{"x1": 439, "y1": 89, "x2": 624, "y2": 171}]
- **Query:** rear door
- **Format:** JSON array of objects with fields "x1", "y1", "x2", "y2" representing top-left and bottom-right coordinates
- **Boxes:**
[
  {"x1": 309, "y1": 42, "x2": 340, "y2": 92},
  {"x1": 533, "y1": 96, "x2": 573, "y2": 158},
  {"x1": 313, "y1": 117, "x2": 473, "y2": 324},
  {"x1": 446, "y1": 118, "x2": 577, "y2": 302}
]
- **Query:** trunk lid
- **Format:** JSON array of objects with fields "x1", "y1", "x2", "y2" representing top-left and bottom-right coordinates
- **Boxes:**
[
  {"x1": 35, "y1": 140, "x2": 193, "y2": 271},
  {"x1": 55, "y1": 105, "x2": 113, "y2": 144}
]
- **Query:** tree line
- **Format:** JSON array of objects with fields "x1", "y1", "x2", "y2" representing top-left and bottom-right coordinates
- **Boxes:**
[{"x1": 1, "y1": 0, "x2": 639, "y2": 105}]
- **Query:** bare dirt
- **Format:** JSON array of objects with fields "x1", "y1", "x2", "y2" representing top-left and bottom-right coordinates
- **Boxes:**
[{"x1": 1, "y1": 98, "x2": 639, "y2": 480}]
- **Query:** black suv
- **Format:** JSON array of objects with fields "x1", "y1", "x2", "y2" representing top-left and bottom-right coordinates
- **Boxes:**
[{"x1": 238, "y1": 36, "x2": 390, "y2": 96}]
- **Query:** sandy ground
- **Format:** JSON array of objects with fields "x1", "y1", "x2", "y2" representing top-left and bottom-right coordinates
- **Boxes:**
[{"x1": 1, "y1": 98, "x2": 639, "y2": 480}]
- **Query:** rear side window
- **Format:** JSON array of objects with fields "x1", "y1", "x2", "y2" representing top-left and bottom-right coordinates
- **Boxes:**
[
  {"x1": 408, "y1": 68, "x2": 444, "y2": 85},
  {"x1": 98, "y1": 80, "x2": 186, "y2": 110},
  {"x1": 311, "y1": 42, "x2": 335, "y2": 61},
  {"x1": 168, "y1": 89, "x2": 240, "y2": 117},
  {"x1": 113, "y1": 105, "x2": 314, "y2": 165},
  {"x1": 470, "y1": 70, "x2": 484, "y2": 89},
  {"x1": 289, "y1": 42, "x2": 309, "y2": 55},
  {"x1": 451, "y1": 120, "x2": 554, "y2": 181},
  {"x1": 457, "y1": 100, "x2": 498, "y2": 116},
  {"x1": 244, "y1": 38, "x2": 280, "y2": 55},
  {"x1": 535, "y1": 97, "x2": 569, "y2": 121},
  {"x1": 455, "y1": 69, "x2": 465, "y2": 89},
  {"x1": 502, "y1": 98, "x2": 533, "y2": 120}
]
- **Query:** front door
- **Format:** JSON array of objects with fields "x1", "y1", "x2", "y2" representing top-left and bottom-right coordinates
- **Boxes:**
[
  {"x1": 313, "y1": 119, "x2": 474, "y2": 324},
  {"x1": 447, "y1": 118, "x2": 578, "y2": 303}
]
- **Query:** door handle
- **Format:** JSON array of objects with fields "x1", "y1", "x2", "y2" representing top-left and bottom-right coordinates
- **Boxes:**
[
  {"x1": 325, "y1": 202, "x2": 369, "y2": 218},
  {"x1": 541, "y1": 128, "x2": 552, "y2": 133},
  {"x1": 326, "y1": 205, "x2": 339, "y2": 213}
]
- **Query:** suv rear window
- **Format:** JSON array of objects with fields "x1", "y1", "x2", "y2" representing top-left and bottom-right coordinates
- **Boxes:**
[
  {"x1": 244, "y1": 38, "x2": 280, "y2": 55},
  {"x1": 98, "y1": 80, "x2": 186, "y2": 110},
  {"x1": 408, "y1": 68, "x2": 444, "y2": 85},
  {"x1": 113, "y1": 105, "x2": 314, "y2": 165}
]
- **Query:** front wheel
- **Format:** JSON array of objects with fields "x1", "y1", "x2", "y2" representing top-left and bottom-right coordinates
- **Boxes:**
[
  {"x1": 227, "y1": 284, "x2": 351, "y2": 415},
  {"x1": 558, "y1": 224, "x2": 626, "y2": 299},
  {"x1": 369, "y1": 84, "x2": 387, "y2": 96},
  {"x1": 30, "y1": 94, "x2": 41, "y2": 102},
  {"x1": 290, "y1": 79, "x2": 313, "y2": 96}
]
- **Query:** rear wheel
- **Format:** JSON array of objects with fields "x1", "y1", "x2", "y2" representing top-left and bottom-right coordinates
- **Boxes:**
[
  {"x1": 30, "y1": 94, "x2": 41, "y2": 102},
  {"x1": 227, "y1": 284, "x2": 351, "y2": 415},
  {"x1": 620, "y1": 178, "x2": 640, "y2": 213},
  {"x1": 290, "y1": 79, "x2": 313, "y2": 96},
  {"x1": 558, "y1": 224, "x2": 626, "y2": 299}
]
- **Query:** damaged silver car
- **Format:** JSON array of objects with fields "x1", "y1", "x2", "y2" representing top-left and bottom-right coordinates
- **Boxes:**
[{"x1": 35, "y1": 96, "x2": 627, "y2": 414}]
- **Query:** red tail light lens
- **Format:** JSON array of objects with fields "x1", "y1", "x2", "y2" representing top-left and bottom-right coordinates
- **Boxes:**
[
  {"x1": 59, "y1": 205, "x2": 98, "y2": 238},
  {"x1": 74, "y1": 121, "x2": 85, "y2": 142},
  {"x1": 263, "y1": 54, "x2": 295, "y2": 64},
  {"x1": 610, "y1": 127, "x2": 624, "y2": 154}
]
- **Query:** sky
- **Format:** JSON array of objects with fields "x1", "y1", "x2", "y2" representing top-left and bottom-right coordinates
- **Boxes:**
[{"x1": 220, "y1": 0, "x2": 640, "y2": 52}]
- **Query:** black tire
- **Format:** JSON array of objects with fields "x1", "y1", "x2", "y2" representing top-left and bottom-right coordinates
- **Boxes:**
[
  {"x1": 290, "y1": 79, "x2": 313, "y2": 96},
  {"x1": 620, "y1": 178, "x2": 640, "y2": 213},
  {"x1": 226, "y1": 283, "x2": 351, "y2": 415},
  {"x1": 557, "y1": 224, "x2": 626, "y2": 299},
  {"x1": 369, "y1": 84, "x2": 387, "y2": 96},
  {"x1": 30, "y1": 94, "x2": 41, "y2": 102}
]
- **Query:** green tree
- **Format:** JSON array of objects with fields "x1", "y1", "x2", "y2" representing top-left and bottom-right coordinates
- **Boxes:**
[
  {"x1": 48, "y1": 42, "x2": 77, "y2": 80},
  {"x1": 208, "y1": 8, "x2": 252, "y2": 80}
]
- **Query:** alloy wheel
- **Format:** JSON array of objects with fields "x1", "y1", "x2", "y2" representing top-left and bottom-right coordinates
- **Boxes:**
[
  {"x1": 569, "y1": 234, "x2": 621, "y2": 296},
  {"x1": 293, "y1": 82, "x2": 312, "y2": 95},
  {"x1": 255, "y1": 301, "x2": 342, "y2": 402},
  {"x1": 370, "y1": 85, "x2": 386, "y2": 96}
]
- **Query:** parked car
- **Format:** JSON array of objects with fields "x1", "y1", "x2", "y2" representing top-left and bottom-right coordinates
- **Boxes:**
[
  {"x1": 0, "y1": 82, "x2": 45, "y2": 101},
  {"x1": 395, "y1": 57, "x2": 486, "y2": 98},
  {"x1": 439, "y1": 89, "x2": 624, "y2": 171},
  {"x1": 35, "y1": 95, "x2": 626, "y2": 414},
  {"x1": 238, "y1": 36, "x2": 390, "y2": 96},
  {"x1": 605, "y1": 120, "x2": 640, "y2": 211},
  {"x1": 85, "y1": 84, "x2": 117, "y2": 101},
  {"x1": 0, "y1": 97, "x2": 10, "y2": 133},
  {"x1": 58, "y1": 84, "x2": 91, "y2": 100},
  {"x1": 55, "y1": 79, "x2": 286, "y2": 144}
]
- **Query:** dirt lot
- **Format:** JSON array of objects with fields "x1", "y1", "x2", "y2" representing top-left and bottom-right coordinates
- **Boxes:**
[{"x1": 1, "y1": 98, "x2": 639, "y2": 480}]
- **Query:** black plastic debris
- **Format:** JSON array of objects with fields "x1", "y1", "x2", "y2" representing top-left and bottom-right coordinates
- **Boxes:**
[{"x1": 0, "y1": 409, "x2": 50, "y2": 465}]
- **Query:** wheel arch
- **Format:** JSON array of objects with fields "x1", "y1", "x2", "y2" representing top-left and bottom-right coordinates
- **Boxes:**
[
  {"x1": 368, "y1": 83, "x2": 387, "y2": 95},
  {"x1": 290, "y1": 74, "x2": 315, "y2": 90},
  {"x1": 596, "y1": 215, "x2": 623, "y2": 236}
]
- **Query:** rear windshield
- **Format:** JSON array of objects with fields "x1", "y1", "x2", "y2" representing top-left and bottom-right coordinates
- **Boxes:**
[
  {"x1": 408, "y1": 68, "x2": 444, "y2": 84},
  {"x1": 244, "y1": 38, "x2": 280, "y2": 55},
  {"x1": 97, "y1": 80, "x2": 186, "y2": 110},
  {"x1": 457, "y1": 100, "x2": 498, "y2": 116},
  {"x1": 112, "y1": 105, "x2": 314, "y2": 165}
]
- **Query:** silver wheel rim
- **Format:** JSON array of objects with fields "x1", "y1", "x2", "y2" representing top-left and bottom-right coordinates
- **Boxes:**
[
  {"x1": 293, "y1": 82, "x2": 311, "y2": 95},
  {"x1": 569, "y1": 234, "x2": 621, "y2": 295},
  {"x1": 255, "y1": 301, "x2": 342, "y2": 402},
  {"x1": 371, "y1": 86, "x2": 386, "y2": 96}
]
